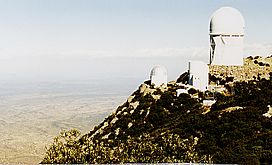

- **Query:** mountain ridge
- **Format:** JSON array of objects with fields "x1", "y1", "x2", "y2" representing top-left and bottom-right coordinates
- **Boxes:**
[{"x1": 42, "y1": 56, "x2": 272, "y2": 164}]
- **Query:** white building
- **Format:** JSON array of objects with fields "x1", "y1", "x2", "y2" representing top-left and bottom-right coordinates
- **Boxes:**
[
  {"x1": 209, "y1": 6, "x2": 245, "y2": 66},
  {"x1": 188, "y1": 61, "x2": 209, "y2": 91},
  {"x1": 150, "y1": 66, "x2": 167, "y2": 87}
]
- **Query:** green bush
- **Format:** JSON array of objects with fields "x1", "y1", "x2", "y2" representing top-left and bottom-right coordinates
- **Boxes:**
[{"x1": 41, "y1": 129, "x2": 83, "y2": 164}]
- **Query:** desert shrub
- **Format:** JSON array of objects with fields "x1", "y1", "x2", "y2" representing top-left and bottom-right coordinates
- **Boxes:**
[
  {"x1": 188, "y1": 88, "x2": 197, "y2": 95},
  {"x1": 225, "y1": 76, "x2": 234, "y2": 83},
  {"x1": 258, "y1": 62, "x2": 264, "y2": 66},
  {"x1": 41, "y1": 129, "x2": 83, "y2": 164},
  {"x1": 247, "y1": 56, "x2": 253, "y2": 60}
]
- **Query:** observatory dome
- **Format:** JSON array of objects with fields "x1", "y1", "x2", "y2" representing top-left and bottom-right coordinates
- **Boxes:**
[
  {"x1": 210, "y1": 7, "x2": 245, "y2": 35},
  {"x1": 150, "y1": 66, "x2": 167, "y2": 87},
  {"x1": 150, "y1": 66, "x2": 167, "y2": 77}
]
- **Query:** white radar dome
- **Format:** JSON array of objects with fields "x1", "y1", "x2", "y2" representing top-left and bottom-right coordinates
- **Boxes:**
[
  {"x1": 210, "y1": 7, "x2": 245, "y2": 35},
  {"x1": 150, "y1": 65, "x2": 167, "y2": 87}
]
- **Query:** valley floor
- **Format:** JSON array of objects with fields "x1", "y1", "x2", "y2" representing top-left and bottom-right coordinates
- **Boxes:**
[{"x1": 0, "y1": 92, "x2": 126, "y2": 163}]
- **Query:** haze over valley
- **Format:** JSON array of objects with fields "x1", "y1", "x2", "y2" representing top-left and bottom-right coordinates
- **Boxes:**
[{"x1": 0, "y1": 0, "x2": 272, "y2": 163}]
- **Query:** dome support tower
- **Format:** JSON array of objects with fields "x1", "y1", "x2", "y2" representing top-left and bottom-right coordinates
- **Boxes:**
[{"x1": 209, "y1": 7, "x2": 245, "y2": 66}]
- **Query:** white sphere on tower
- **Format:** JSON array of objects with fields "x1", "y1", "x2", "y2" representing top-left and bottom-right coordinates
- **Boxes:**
[
  {"x1": 150, "y1": 66, "x2": 167, "y2": 87},
  {"x1": 209, "y1": 6, "x2": 245, "y2": 66}
]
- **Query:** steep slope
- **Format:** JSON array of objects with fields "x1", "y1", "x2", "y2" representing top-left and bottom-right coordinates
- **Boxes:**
[{"x1": 42, "y1": 76, "x2": 272, "y2": 164}]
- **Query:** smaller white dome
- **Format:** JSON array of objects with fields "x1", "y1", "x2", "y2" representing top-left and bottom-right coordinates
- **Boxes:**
[
  {"x1": 210, "y1": 6, "x2": 245, "y2": 35},
  {"x1": 150, "y1": 66, "x2": 167, "y2": 77},
  {"x1": 150, "y1": 65, "x2": 167, "y2": 87}
]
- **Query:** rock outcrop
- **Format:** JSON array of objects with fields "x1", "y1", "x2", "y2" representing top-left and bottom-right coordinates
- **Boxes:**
[{"x1": 209, "y1": 56, "x2": 272, "y2": 83}]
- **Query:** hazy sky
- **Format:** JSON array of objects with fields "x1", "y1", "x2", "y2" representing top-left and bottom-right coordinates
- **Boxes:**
[{"x1": 0, "y1": 0, "x2": 271, "y2": 83}]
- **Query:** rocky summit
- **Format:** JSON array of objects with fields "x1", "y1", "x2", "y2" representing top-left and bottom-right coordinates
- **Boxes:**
[
  {"x1": 209, "y1": 56, "x2": 272, "y2": 84},
  {"x1": 42, "y1": 57, "x2": 272, "y2": 164}
]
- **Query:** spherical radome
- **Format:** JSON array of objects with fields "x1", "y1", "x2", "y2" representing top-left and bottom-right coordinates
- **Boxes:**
[{"x1": 210, "y1": 7, "x2": 245, "y2": 35}]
